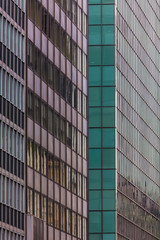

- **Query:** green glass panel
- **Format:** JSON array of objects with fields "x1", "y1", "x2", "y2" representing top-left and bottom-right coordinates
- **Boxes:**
[
  {"x1": 89, "y1": 212, "x2": 102, "y2": 233},
  {"x1": 103, "y1": 170, "x2": 115, "y2": 189},
  {"x1": 89, "y1": 46, "x2": 101, "y2": 65},
  {"x1": 103, "y1": 190, "x2": 115, "y2": 210},
  {"x1": 103, "y1": 211, "x2": 115, "y2": 233},
  {"x1": 102, "y1": 107, "x2": 115, "y2": 127},
  {"x1": 89, "y1": 190, "x2": 101, "y2": 210},
  {"x1": 102, "y1": 5, "x2": 114, "y2": 24},
  {"x1": 102, "y1": 128, "x2": 115, "y2": 148},
  {"x1": 89, "y1": 149, "x2": 101, "y2": 169},
  {"x1": 102, "y1": 46, "x2": 115, "y2": 65},
  {"x1": 89, "y1": 234, "x2": 102, "y2": 240},
  {"x1": 102, "y1": 25, "x2": 115, "y2": 45},
  {"x1": 89, "y1": 170, "x2": 101, "y2": 189},
  {"x1": 89, "y1": 0, "x2": 101, "y2": 4},
  {"x1": 102, "y1": 87, "x2": 115, "y2": 106},
  {"x1": 89, "y1": 5, "x2": 101, "y2": 25},
  {"x1": 102, "y1": 66, "x2": 115, "y2": 86},
  {"x1": 89, "y1": 128, "x2": 101, "y2": 148},
  {"x1": 103, "y1": 234, "x2": 115, "y2": 240},
  {"x1": 89, "y1": 26, "x2": 101, "y2": 45},
  {"x1": 89, "y1": 67, "x2": 101, "y2": 86},
  {"x1": 89, "y1": 107, "x2": 101, "y2": 127},
  {"x1": 89, "y1": 87, "x2": 101, "y2": 107},
  {"x1": 103, "y1": 149, "x2": 115, "y2": 168}
]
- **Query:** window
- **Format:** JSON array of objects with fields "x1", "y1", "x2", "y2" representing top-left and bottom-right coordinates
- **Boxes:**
[
  {"x1": 77, "y1": 131, "x2": 82, "y2": 155},
  {"x1": 66, "y1": 165, "x2": 71, "y2": 190},
  {"x1": 27, "y1": 40, "x2": 34, "y2": 69},
  {"x1": 72, "y1": 212, "x2": 77, "y2": 236},
  {"x1": 72, "y1": 127, "x2": 77, "y2": 152},
  {"x1": 41, "y1": 148, "x2": 47, "y2": 176},
  {"x1": 83, "y1": 94, "x2": 87, "y2": 118},
  {"x1": 77, "y1": 90, "x2": 82, "y2": 114},
  {"x1": 35, "y1": 0, "x2": 41, "y2": 29},
  {"x1": 42, "y1": 8, "x2": 47, "y2": 35},
  {"x1": 34, "y1": 143, "x2": 40, "y2": 172},
  {"x1": 66, "y1": 78, "x2": 72, "y2": 105},
  {"x1": 72, "y1": 85, "x2": 77, "y2": 109},
  {"x1": 54, "y1": 158, "x2": 60, "y2": 184},
  {"x1": 60, "y1": 206, "x2": 66, "y2": 231},
  {"x1": 48, "y1": 200, "x2": 53, "y2": 226},
  {"x1": 72, "y1": 169, "x2": 77, "y2": 194},
  {"x1": 77, "y1": 47, "x2": 82, "y2": 72},
  {"x1": 78, "y1": 215, "x2": 82, "y2": 238},
  {"x1": 27, "y1": 139, "x2": 33, "y2": 168},
  {"x1": 41, "y1": 102, "x2": 47, "y2": 129},
  {"x1": 41, "y1": 195, "x2": 47, "y2": 221},
  {"x1": 66, "y1": 0, "x2": 71, "y2": 18},
  {"x1": 27, "y1": 188, "x2": 33, "y2": 214},
  {"x1": 83, "y1": 218, "x2": 87, "y2": 240},
  {"x1": 54, "y1": 67, "x2": 60, "y2": 93},
  {"x1": 34, "y1": 96, "x2": 40, "y2": 124},
  {"x1": 83, "y1": 176, "x2": 87, "y2": 200},
  {"x1": 66, "y1": 122, "x2": 72, "y2": 147},
  {"x1": 35, "y1": 47, "x2": 41, "y2": 76},
  {"x1": 83, "y1": 136, "x2": 87, "y2": 159},
  {"x1": 83, "y1": 13, "x2": 87, "y2": 36},
  {"x1": 72, "y1": 42, "x2": 77, "y2": 66},
  {"x1": 60, "y1": 29, "x2": 66, "y2": 55},
  {"x1": 27, "y1": 90, "x2": 33, "y2": 118},
  {"x1": 66, "y1": 209, "x2": 71, "y2": 234},
  {"x1": 54, "y1": 113, "x2": 60, "y2": 139},
  {"x1": 77, "y1": 6, "x2": 82, "y2": 31},
  {"x1": 66, "y1": 35, "x2": 71, "y2": 61},
  {"x1": 60, "y1": 118, "x2": 65, "y2": 143},
  {"x1": 54, "y1": 22, "x2": 60, "y2": 49},
  {"x1": 77, "y1": 173, "x2": 82, "y2": 197},
  {"x1": 41, "y1": 54, "x2": 47, "y2": 82},
  {"x1": 48, "y1": 108, "x2": 53, "y2": 134},
  {"x1": 72, "y1": 1, "x2": 77, "y2": 24},
  {"x1": 60, "y1": 161, "x2": 65, "y2": 187},
  {"x1": 48, "y1": 61, "x2": 53, "y2": 88},
  {"x1": 48, "y1": 15, "x2": 54, "y2": 42},
  {"x1": 34, "y1": 192, "x2": 40, "y2": 218},
  {"x1": 48, "y1": 155, "x2": 53, "y2": 180},
  {"x1": 54, "y1": 202, "x2": 60, "y2": 228},
  {"x1": 60, "y1": 73, "x2": 66, "y2": 99}
]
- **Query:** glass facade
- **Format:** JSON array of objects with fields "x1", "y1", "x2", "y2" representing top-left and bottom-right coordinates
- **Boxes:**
[
  {"x1": 89, "y1": 0, "x2": 160, "y2": 240},
  {"x1": 0, "y1": 0, "x2": 25, "y2": 239},
  {"x1": 26, "y1": 0, "x2": 88, "y2": 239}
]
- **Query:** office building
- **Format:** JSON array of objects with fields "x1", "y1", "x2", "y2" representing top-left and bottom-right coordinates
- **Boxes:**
[
  {"x1": 26, "y1": 0, "x2": 87, "y2": 240},
  {"x1": 88, "y1": 0, "x2": 160, "y2": 240},
  {"x1": 0, "y1": 0, "x2": 25, "y2": 239},
  {"x1": 0, "y1": 0, "x2": 88, "y2": 240}
]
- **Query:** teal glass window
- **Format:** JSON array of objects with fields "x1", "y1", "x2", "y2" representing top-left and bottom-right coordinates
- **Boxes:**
[
  {"x1": 89, "y1": 212, "x2": 101, "y2": 233},
  {"x1": 103, "y1": 190, "x2": 115, "y2": 210},
  {"x1": 103, "y1": 211, "x2": 115, "y2": 233},
  {"x1": 89, "y1": 108, "x2": 101, "y2": 127},
  {"x1": 89, "y1": 234, "x2": 102, "y2": 240},
  {"x1": 89, "y1": 149, "x2": 101, "y2": 169},
  {"x1": 103, "y1": 170, "x2": 115, "y2": 189},
  {"x1": 89, "y1": 67, "x2": 101, "y2": 86},
  {"x1": 89, "y1": 46, "x2": 101, "y2": 65},
  {"x1": 102, "y1": 5, "x2": 114, "y2": 24},
  {"x1": 89, "y1": 170, "x2": 101, "y2": 189},
  {"x1": 89, "y1": 0, "x2": 101, "y2": 3},
  {"x1": 89, "y1": 190, "x2": 101, "y2": 210},
  {"x1": 89, "y1": 87, "x2": 101, "y2": 107},
  {"x1": 102, "y1": 107, "x2": 115, "y2": 127},
  {"x1": 102, "y1": 25, "x2": 115, "y2": 45},
  {"x1": 103, "y1": 234, "x2": 115, "y2": 240},
  {"x1": 89, "y1": 26, "x2": 101, "y2": 45},
  {"x1": 102, "y1": 128, "x2": 115, "y2": 148},
  {"x1": 89, "y1": 128, "x2": 101, "y2": 148},
  {"x1": 102, "y1": 66, "x2": 115, "y2": 86},
  {"x1": 102, "y1": 87, "x2": 115, "y2": 106},
  {"x1": 102, "y1": 149, "x2": 115, "y2": 168},
  {"x1": 89, "y1": 5, "x2": 101, "y2": 25},
  {"x1": 102, "y1": 46, "x2": 115, "y2": 65}
]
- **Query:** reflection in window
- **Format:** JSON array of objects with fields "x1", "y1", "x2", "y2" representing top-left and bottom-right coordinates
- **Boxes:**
[
  {"x1": 48, "y1": 108, "x2": 53, "y2": 134},
  {"x1": 41, "y1": 149, "x2": 47, "y2": 176},
  {"x1": 83, "y1": 218, "x2": 87, "y2": 240},
  {"x1": 77, "y1": 131, "x2": 82, "y2": 155},
  {"x1": 78, "y1": 215, "x2": 82, "y2": 239},
  {"x1": 60, "y1": 162, "x2": 66, "y2": 187},
  {"x1": 72, "y1": 127, "x2": 77, "y2": 152},
  {"x1": 77, "y1": 89, "x2": 82, "y2": 114},
  {"x1": 72, "y1": 1, "x2": 77, "y2": 24},
  {"x1": 27, "y1": 90, "x2": 33, "y2": 118},
  {"x1": 83, "y1": 176, "x2": 87, "y2": 200},
  {"x1": 48, "y1": 61, "x2": 53, "y2": 88},
  {"x1": 60, "y1": 206, "x2": 66, "y2": 231},
  {"x1": 66, "y1": 78, "x2": 72, "y2": 104},
  {"x1": 83, "y1": 136, "x2": 87, "y2": 159},
  {"x1": 27, "y1": 188, "x2": 33, "y2": 214},
  {"x1": 66, "y1": 0, "x2": 71, "y2": 18},
  {"x1": 72, "y1": 42, "x2": 77, "y2": 67},
  {"x1": 34, "y1": 192, "x2": 40, "y2": 218},
  {"x1": 60, "y1": 73, "x2": 66, "y2": 99},
  {"x1": 35, "y1": 47, "x2": 41, "y2": 76},
  {"x1": 77, "y1": 173, "x2": 82, "y2": 197},
  {"x1": 35, "y1": 0, "x2": 41, "y2": 29},
  {"x1": 27, "y1": 40, "x2": 34, "y2": 68},
  {"x1": 66, "y1": 209, "x2": 71, "y2": 234},
  {"x1": 55, "y1": 22, "x2": 60, "y2": 49},
  {"x1": 41, "y1": 55, "x2": 47, "y2": 82},
  {"x1": 66, "y1": 35, "x2": 71, "y2": 61},
  {"x1": 48, "y1": 200, "x2": 53, "y2": 226},
  {"x1": 54, "y1": 158, "x2": 60, "y2": 184},
  {"x1": 83, "y1": 94, "x2": 87, "y2": 118},
  {"x1": 60, "y1": 118, "x2": 65, "y2": 143},
  {"x1": 48, "y1": 155, "x2": 54, "y2": 180},
  {"x1": 34, "y1": 144, "x2": 40, "y2": 172},
  {"x1": 27, "y1": 139, "x2": 33, "y2": 168},
  {"x1": 54, "y1": 67, "x2": 60, "y2": 93},
  {"x1": 41, "y1": 102, "x2": 47, "y2": 129},
  {"x1": 72, "y1": 212, "x2": 77, "y2": 236},
  {"x1": 42, "y1": 8, "x2": 47, "y2": 35},
  {"x1": 54, "y1": 113, "x2": 60, "y2": 139},
  {"x1": 54, "y1": 202, "x2": 60, "y2": 228},
  {"x1": 41, "y1": 195, "x2": 46, "y2": 221},
  {"x1": 66, "y1": 122, "x2": 72, "y2": 147},
  {"x1": 34, "y1": 96, "x2": 40, "y2": 124},
  {"x1": 72, "y1": 169, "x2": 77, "y2": 194},
  {"x1": 72, "y1": 85, "x2": 77, "y2": 109},
  {"x1": 66, "y1": 166, "x2": 71, "y2": 190}
]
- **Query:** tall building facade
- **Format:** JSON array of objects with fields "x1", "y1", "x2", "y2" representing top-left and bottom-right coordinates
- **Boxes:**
[
  {"x1": 0, "y1": 0, "x2": 25, "y2": 239},
  {"x1": 0, "y1": 0, "x2": 88, "y2": 240},
  {"x1": 26, "y1": 0, "x2": 88, "y2": 240},
  {"x1": 88, "y1": 0, "x2": 160, "y2": 240}
]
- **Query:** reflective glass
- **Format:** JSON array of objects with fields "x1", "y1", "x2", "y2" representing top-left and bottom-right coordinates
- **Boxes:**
[
  {"x1": 89, "y1": 67, "x2": 101, "y2": 86},
  {"x1": 89, "y1": 128, "x2": 101, "y2": 148},
  {"x1": 103, "y1": 170, "x2": 115, "y2": 189},
  {"x1": 89, "y1": 212, "x2": 101, "y2": 233},
  {"x1": 89, "y1": 149, "x2": 101, "y2": 169},
  {"x1": 89, "y1": 170, "x2": 101, "y2": 189}
]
